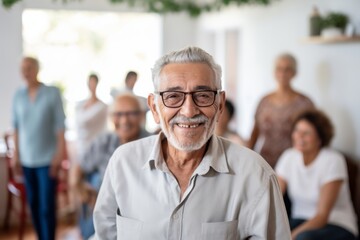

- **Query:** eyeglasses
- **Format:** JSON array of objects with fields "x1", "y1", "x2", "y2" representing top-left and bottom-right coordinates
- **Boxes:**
[
  {"x1": 156, "y1": 90, "x2": 220, "y2": 108},
  {"x1": 111, "y1": 111, "x2": 141, "y2": 118}
]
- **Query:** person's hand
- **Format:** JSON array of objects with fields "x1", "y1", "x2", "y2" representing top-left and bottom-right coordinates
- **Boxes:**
[
  {"x1": 11, "y1": 154, "x2": 23, "y2": 176},
  {"x1": 291, "y1": 229, "x2": 300, "y2": 240},
  {"x1": 49, "y1": 156, "x2": 62, "y2": 178},
  {"x1": 78, "y1": 182, "x2": 97, "y2": 208}
]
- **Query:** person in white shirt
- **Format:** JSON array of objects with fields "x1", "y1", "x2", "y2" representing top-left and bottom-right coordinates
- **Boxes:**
[
  {"x1": 93, "y1": 46, "x2": 291, "y2": 239},
  {"x1": 276, "y1": 109, "x2": 358, "y2": 240},
  {"x1": 75, "y1": 74, "x2": 108, "y2": 158}
]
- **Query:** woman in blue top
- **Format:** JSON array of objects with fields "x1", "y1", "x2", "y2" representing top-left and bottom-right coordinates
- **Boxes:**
[{"x1": 12, "y1": 57, "x2": 66, "y2": 240}]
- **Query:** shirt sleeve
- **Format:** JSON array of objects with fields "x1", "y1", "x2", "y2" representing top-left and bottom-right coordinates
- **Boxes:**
[
  {"x1": 93, "y1": 152, "x2": 118, "y2": 240},
  {"x1": 79, "y1": 136, "x2": 104, "y2": 174},
  {"x1": 275, "y1": 149, "x2": 292, "y2": 182},
  {"x1": 247, "y1": 174, "x2": 291, "y2": 239},
  {"x1": 52, "y1": 87, "x2": 66, "y2": 132},
  {"x1": 321, "y1": 151, "x2": 347, "y2": 185},
  {"x1": 12, "y1": 90, "x2": 19, "y2": 130}
]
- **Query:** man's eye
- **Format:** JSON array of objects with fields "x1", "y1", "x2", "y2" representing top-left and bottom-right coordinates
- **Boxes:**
[
  {"x1": 196, "y1": 93, "x2": 211, "y2": 99},
  {"x1": 165, "y1": 93, "x2": 182, "y2": 99}
]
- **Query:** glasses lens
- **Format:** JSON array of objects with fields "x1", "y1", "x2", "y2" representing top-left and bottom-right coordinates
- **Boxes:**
[
  {"x1": 193, "y1": 91, "x2": 215, "y2": 106},
  {"x1": 162, "y1": 92, "x2": 185, "y2": 107}
]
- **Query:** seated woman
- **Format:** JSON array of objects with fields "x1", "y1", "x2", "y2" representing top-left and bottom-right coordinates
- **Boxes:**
[
  {"x1": 275, "y1": 109, "x2": 358, "y2": 240},
  {"x1": 215, "y1": 99, "x2": 244, "y2": 145}
]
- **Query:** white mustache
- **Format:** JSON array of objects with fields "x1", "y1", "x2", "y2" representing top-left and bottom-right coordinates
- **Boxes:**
[{"x1": 170, "y1": 115, "x2": 208, "y2": 125}]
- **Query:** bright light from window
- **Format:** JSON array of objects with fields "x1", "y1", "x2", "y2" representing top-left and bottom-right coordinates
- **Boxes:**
[{"x1": 22, "y1": 9, "x2": 162, "y2": 134}]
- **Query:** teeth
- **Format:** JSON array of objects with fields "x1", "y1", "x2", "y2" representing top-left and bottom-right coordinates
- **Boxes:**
[{"x1": 177, "y1": 123, "x2": 200, "y2": 128}]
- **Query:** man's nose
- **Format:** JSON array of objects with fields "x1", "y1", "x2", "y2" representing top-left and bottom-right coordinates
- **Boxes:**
[{"x1": 179, "y1": 94, "x2": 199, "y2": 117}]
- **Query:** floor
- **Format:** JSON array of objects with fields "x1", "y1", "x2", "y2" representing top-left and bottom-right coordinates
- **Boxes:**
[
  {"x1": 0, "y1": 210, "x2": 82, "y2": 240},
  {"x1": 0, "y1": 196, "x2": 82, "y2": 240},
  {"x1": 0, "y1": 221, "x2": 81, "y2": 240}
]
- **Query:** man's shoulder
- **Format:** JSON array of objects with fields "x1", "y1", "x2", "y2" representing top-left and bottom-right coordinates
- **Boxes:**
[
  {"x1": 119, "y1": 134, "x2": 157, "y2": 151},
  {"x1": 14, "y1": 86, "x2": 26, "y2": 97},
  {"x1": 110, "y1": 135, "x2": 157, "y2": 164},
  {"x1": 221, "y1": 138, "x2": 275, "y2": 178},
  {"x1": 43, "y1": 85, "x2": 60, "y2": 94},
  {"x1": 95, "y1": 132, "x2": 119, "y2": 145}
]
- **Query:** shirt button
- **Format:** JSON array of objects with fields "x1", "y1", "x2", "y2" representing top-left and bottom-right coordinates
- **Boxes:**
[{"x1": 172, "y1": 213, "x2": 179, "y2": 220}]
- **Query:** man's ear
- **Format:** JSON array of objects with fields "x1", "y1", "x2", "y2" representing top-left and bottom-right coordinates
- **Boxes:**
[
  {"x1": 217, "y1": 91, "x2": 226, "y2": 122},
  {"x1": 148, "y1": 94, "x2": 160, "y2": 124}
]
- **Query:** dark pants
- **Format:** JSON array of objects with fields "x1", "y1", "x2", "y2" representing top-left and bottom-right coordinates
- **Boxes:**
[
  {"x1": 23, "y1": 166, "x2": 57, "y2": 240},
  {"x1": 290, "y1": 218, "x2": 356, "y2": 240},
  {"x1": 79, "y1": 172, "x2": 101, "y2": 239}
]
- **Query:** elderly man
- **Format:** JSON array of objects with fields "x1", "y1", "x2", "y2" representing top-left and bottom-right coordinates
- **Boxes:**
[
  {"x1": 12, "y1": 57, "x2": 66, "y2": 240},
  {"x1": 93, "y1": 47, "x2": 291, "y2": 239},
  {"x1": 73, "y1": 93, "x2": 150, "y2": 239}
]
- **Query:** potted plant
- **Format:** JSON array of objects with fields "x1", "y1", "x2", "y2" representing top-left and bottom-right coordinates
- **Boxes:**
[{"x1": 321, "y1": 12, "x2": 349, "y2": 38}]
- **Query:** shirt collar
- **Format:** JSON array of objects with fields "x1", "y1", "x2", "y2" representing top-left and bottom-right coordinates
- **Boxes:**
[{"x1": 143, "y1": 132, "x2": 229, "y2": 175}]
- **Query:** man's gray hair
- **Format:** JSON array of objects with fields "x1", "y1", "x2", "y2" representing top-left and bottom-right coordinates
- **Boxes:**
[{"x1": 151, "y1": 46, "x2": 222, "y2": 91}]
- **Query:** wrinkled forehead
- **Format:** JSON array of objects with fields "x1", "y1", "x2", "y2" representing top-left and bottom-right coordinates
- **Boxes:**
[{"x1": 158, "y1": 63, "x2": 217, "y2": 90}]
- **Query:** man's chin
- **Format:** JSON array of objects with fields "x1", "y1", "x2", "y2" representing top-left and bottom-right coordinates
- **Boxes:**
[{"x1": 169, "y1": 134, "x2": 208, "y2": 152}]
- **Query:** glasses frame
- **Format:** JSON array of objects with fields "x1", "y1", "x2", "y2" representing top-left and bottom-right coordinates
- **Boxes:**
[
  {"x1": 156, "y1": 90, "x2": 220, "y2": 108},
  {"x1": 111, "y1": 110, "x2": 142, "y2": 118}
]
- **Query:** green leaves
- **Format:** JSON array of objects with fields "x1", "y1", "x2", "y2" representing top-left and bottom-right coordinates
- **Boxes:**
[
  {"x1": 321, "y1": 12, "x2": 348, "y2": 31},
  {"x1": 2, "y1": 0, "x2": 21, "y2": 8},
  {"x1": 2, "y1": 0, "x2": 276, "y2": 17}
]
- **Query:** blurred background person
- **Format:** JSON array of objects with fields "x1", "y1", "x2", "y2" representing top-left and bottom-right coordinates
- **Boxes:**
[
  {"x1": 12, "y1": 57, "x2": 66, "y2": 240},
  {"x1": 215, "y1": 99, "x2": 244, "y2": 145},
  {"x1": 110, "y1": 70, "x2": 138, "y2": 97},
  {"x1": 75, "y1": 73, "x2": 108, "y2": 158},
  {"x1": 275, "y1": 109, "x2": 358, "y2": 240},
  {"x1": 247, "y1": 53, "x2": 314, "y2": 168},
  {"x1": 73, "y1": 93, "x2": 150, "y2": 239},
  {"x1": 111, "y1": 70, "x2": 148, "y2": 115}
]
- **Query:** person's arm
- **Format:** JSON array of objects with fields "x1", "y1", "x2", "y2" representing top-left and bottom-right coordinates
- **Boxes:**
[
  {"x1": 93, "y1": 155, "x2": 118, "y2": 240},
  {"x1": 291, "y1": 180, "x2": 343, "y2": 239},
  {"x1": 49, "y1": 130, "x2": 65, "y2": 178},
  {"x1": 247, "y1": 122, "x2": 259, "y2": 149},
  {"x1": 50, "y1": 87, "x2": 66, "y2": 178},
  {"x1": 71, "y1": 162, "x2": 98, "y2": 207},
  {"x1": 11, "y1": 131, "x2": 22, "y2": 175},
  {"x1": 247, "y1": 174, "x2": 291, "y2": 239},
  {"x1": 277, "y1": 176, "x2": 287, "y2": 195},
  {"x1": 11, "y1": 93, "x2": 22, "y2": 175}
]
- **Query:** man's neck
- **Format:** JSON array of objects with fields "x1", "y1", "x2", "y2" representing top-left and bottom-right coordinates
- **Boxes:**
[
  {"x1": 163, "y1": 139, "x2": 207, "y2": 171},
  {"x1": 162, "y1": 139, "x2": 209, "y2": 197},
  {"x1": 28, "y1": 80, "x2": 40, "y2": 90}
]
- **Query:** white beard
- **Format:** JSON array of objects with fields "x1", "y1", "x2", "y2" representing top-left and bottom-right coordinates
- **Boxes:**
[{"x1": 158, "y1": 112, "x2": 216, "y2": 152}]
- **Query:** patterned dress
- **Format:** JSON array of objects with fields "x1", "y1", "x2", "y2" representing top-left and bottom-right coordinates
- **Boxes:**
[{"x1": 254, "y1": 93, "x2": 314, "y2": 168}]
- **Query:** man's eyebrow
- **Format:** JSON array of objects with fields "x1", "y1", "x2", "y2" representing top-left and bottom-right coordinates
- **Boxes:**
[
  {"x1": 163, "y1": 86, "x2": 183, "y2": 91},
  {"x1": 162, "y1": 85, "x2": 215, "y2": 92},
  {"x1": 193, "y1": 85, "x2": 214, "y2": 91}
]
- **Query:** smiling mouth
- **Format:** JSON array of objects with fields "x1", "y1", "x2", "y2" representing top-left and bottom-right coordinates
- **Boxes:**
[{"x1": 176, "y1": 123, "x2": 202, "y2": 128}]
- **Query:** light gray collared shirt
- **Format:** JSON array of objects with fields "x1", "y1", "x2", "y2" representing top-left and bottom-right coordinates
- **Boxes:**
[{"x1": 93, "y1": 133, "x2": 291, "y2": 240}]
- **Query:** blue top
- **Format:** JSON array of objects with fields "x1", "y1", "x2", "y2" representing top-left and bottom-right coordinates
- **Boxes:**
[{"x1": 12, "y1": 83, "x2": 66, "y2": 167}]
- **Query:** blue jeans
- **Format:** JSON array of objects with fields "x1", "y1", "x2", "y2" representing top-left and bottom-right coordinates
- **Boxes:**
[
  {"x1": 290, "y1": 218, "x2": 356, "y2": 240},
  {"x1": 79, "y1": 172, "x2": 102, "y2": 239},
  {"x1": 23, "y1": 166, "x2": 57, "y2": 240}
]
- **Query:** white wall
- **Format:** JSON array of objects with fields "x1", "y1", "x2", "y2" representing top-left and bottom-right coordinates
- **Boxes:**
[
  {"x1": 0, "y1": 1, "x2": 198, "y2": 135},
  {"x1": 197, "y1": 0, "x2": 360, "y2": 160},
  {"x1": 0, "y1": 0, "x2": 197, "y2": 224}
]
